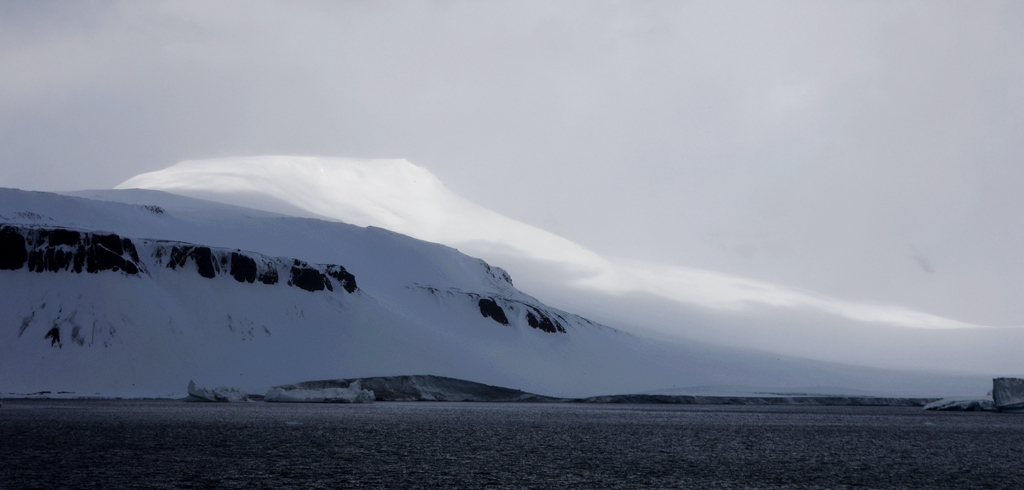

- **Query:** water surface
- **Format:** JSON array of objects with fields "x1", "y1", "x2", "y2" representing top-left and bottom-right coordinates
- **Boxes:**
[{"x1": 2, "y1": 400, "x2": 1021, "y2": 489}]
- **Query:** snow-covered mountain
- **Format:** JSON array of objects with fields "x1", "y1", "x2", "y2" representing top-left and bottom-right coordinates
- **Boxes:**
[
  {"x1": 0, "y1": 187, "x2": 989, "y2": 398},
  {"x1": 115, "y1": 156, "x2": 1024, "y2": 375},
  {"x1": 114, "y1": 157, "x2": 976, "y2": 329}
]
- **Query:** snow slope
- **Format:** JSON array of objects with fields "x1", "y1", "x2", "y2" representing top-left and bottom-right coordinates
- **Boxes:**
[
  {"x1": 115, "y1": 156, "x2": 1024, "y2": 374},
  {"x1": 115, "y1": 157, "x2": 978, "y2": 328},
  {"x1": 0, "y1": 188, "x2": 988, "y2": 398}
]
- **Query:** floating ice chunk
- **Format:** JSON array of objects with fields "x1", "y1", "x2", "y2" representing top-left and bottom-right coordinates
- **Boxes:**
[
  {"x1": 264, "y1": 387, "x2": 375, "y2": 403},
  {"x1": 186, "y1": 380, "x2": 249, "y2": 402},
  {"x1": 265, "y1": 381, "x2": 374, "y2": 403},
  {"x1": 993, "y1": 377, "x2": 1024, "y2": 412},
  {"x1": 922, "y1": 397, "x2": 995, "y2": 411}
]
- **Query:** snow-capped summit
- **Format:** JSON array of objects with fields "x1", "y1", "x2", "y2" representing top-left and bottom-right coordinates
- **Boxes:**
[{"x1": 117, "y1": 156, "x2": 606, "y2": 270}]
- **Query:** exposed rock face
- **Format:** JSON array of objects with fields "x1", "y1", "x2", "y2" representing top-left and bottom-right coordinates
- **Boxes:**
[
  {"x1": 287, "y1": 260, "x2": 334, "y2": 292},
  {"x1": 2, "y1": 225, "x2": 359, "y2": 296},
  {"x1": 993, "y1": 377, "x2": 1024, "y2": 412},
  {"x1": 480, "y1": 261, "x2": 513, "y2": 287},
  {"x1": 0, "y1": 226, "x2": 28, "y2": 270},
  {"x1": 413, "y1": 285, "x2": 574, "y2": 334},
  {"x1": 154, "y1": 243, "x2": 351, "y2": 293},
  {"x1": 186, "y1": 380, "x2": 249, "y2": 402},
  {"x1": 3, "y1": 225, "x2": 362, "y2": 353},
  {"x1": 0, "y1": 225, "x2": 143, "y2": 275},
  {"x1": 526, "y1": 308, "x2": 566, "y2": 333},
  {"x1": 44, "y1": 327, "x2": 61, "y2": 347},
  {"x1": 324, "y1": 265, "x2": 357, "y2": 293},
  {"x1": 164, "y1": 245, "x2": 221, "y2": 279},
  {"x1": 155, "y1": 243, "x2": 355, "y2": 292},
  {"x1": 478, "y1": 298, "x2": 509, "y2": 325}
]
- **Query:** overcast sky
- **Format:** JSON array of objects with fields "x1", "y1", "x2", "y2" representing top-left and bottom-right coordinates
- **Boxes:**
[{"x1": 2, "y1": 1, "x2": 1023, "y2": 326}]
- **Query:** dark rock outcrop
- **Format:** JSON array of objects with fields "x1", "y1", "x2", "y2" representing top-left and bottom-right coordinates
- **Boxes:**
[
  {"x1": 0, "y1": 226, "x2": 28, "y2": 270},
  {"x1": 166, "y1": 245, "x2": 217, "y2": 278},
  {"x1": 257, "y1": 267, "x2": 279, "y2": 285},
  {"x1": 151, "y1": 241, "x2": 358, "y2": 294},
  {"x1": 0, "y1": 225, "x2": 142, "y2": 275},
  {"x1": 411, "y1": 285, "x2": 573, "y2": 334},
  {"x1": 481, "y1": 261, "x2": 513, "y2": 286},
  {"x1": 324, "y1": 265, "x2": 357, "y2": 293},
  {"x1": 288, "y1": 260, "x2": 334, "y2": 292},
  {"x1": 44, "y1": 326, "x2": 61, "y2": 347},
  {"x1": 1, "y1": 225, "x2": 357, "y2": 295},
  {"x1": 478, "y1": 298, "x2": 509, "y2": 325},
  {"x1": 229, "y1": 252, "x2": 258, "y2": 283},
  {"x1": 526, "y1": 308, "x2": 565, "y2": 333}
]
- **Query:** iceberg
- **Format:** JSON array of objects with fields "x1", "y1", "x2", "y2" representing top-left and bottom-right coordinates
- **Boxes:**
[
  {"x1": 186, "y1": 380, "x2": 249, "y2": 402},
  {"x1": 993, "y1": 377, "x2": 1024, "y2": 412},
  {"x1": 923, "y1": 377, "x2": 1024, "y2": 412},
  {"x1": 922, "y1": 397, "x2": 995, "y2": 411},
  {"x1": 278, "y1": 375, "x2": 556, "y2": 402},
  {"x1": 265, "y1": 381, "x2": 375, "y2": 403}
]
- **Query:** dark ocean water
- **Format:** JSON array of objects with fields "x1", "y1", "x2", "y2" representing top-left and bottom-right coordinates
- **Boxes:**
[{"x1": 2, "y1": 400, "x2": 1023, "y2": 489}]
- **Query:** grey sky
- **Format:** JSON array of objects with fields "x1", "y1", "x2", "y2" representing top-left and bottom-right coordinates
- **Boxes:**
[{"x1": 2, "y1": 1, "x2": 1023, "y2": 326}]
